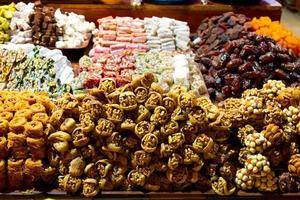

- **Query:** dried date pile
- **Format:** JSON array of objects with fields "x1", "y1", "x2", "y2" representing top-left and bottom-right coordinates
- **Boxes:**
[
  {"x1": 193, "y1": 12, "x2": 253, "y2": 55},
  {"x1": 198, "y1": 32, "x2": 300, "y2": 101}
]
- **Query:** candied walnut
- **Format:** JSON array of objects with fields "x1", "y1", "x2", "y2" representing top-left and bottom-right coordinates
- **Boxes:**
[
  {"x1": 99, "y1": 78, "x2": 116, "y2": 94},
  {"x1": 135, "y1": 121, "x2": 154, "y2": 139},
  {"x1": 48, "y1": 131, "x2": 72, "y2": 153},
  {"x1": 119, "y1": 91, "x2": 138, "y2": 111},
  {"x1": 141, "y1": 133, "x2": 158, "y2": 153},
  {"x1": 105, "y1": 132, "x2": 123, "y2": 152},
  {"x1": 188, "y1": 106, "x2": 207, "y2": 126},
  {"x1": 261, "y1": 124, "x2": 283, "y2": 146},
  {"x1": 145, "y1": 92, "x2": 162, "y2": 110},
  {"x1": 197, "y1": 97, "x2": 219, "y2": 121},
  {"x1": 168, "y1": 153, "x2": 183, "y2": 170},
  {"x1": 72, "y1": 127, "x2": 90, "y2": 147},
  {"x1": 106, "y1": 104, "x2": 124, "y2": 123},
  {"x1": 132, "y1": 150, "x2": 152, "y2": 167},
  {"x1": 96, "y1": 159, "x2": 112, "y2": 178},
  {"x1": 69, "y1": 157, "x2": 85, "y2": 177},
  {"x1": 60, "y1": 118, "x2": 76, "y2": 133},
  {"x1": 168, "y1": 132, "x2": 185, "y2": 150},
  {"x1": 150, "y1": 106, "x2": 168, "y2": 125},
  {"x1": 128, "y1": 170, "x2": 146, "y2": 186},
  {"x1": 61, "y1": 174, "x2": 82, "y2": 193},
  {"x1": 166, "y1": 166, "x2": 188, "y2": 184},
  {"x1": 163, "y1": 96, "x2": 177, "y2": 113},
  {"x1": 95, "y1": 118, "x2": 115, "y2": 138},
  {"x1": 288, "y1": 154, "x2": 300, "y2": 177},
  {"x1": 235, "y1": 168, "x2": 254, "y2": 190},
  {"x1": 240, "y1": 96, "x2": 264, "y2": 120},
  {"x1": 278, "y1": 172, "x2": 296, "y2": 193},
  {"x1": 245, "y1": 154, "x2": 271, "y2": 177},
  {"x1": 254, "y1": 171, "x2": 278, "y2": 192},
  {"x1": 160, "y1": 143, "x2": 175, "y2": 158},
  {"x1": 192, "y1": 134, "x2": 211, "y2": 153},
  {"x1": 168, "y1": 85, "x2": 188, "y2": 102},
  {"x1": 134, "y1": 87, "x2": 148, "y2": 104},
  {"x1": 212, "y1": 177, "x2": 236, "y2": 196}
]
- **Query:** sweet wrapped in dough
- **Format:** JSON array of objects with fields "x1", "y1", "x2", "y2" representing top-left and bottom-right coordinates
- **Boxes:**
[
  {"x1": 79, "y1": 113, "x2": 95, "y2": 132},
  {"x1": 60, "y1": 174, "x2": 82, "y2": 193},
  {"x1": 24, "y1": 158, "x2": 43, "y2": 188},
  {"x1": 25, "y1": 120, "x2": 44, "y2": 138},
  {"x1": 150, "y1": 106, "x2": 168, "y2": 125},
  {"x1": 72, "y1": 127, "x2": 90, "y2": 147},
  {"x1": 9, "y1": 117, "x2": 27, "y2": 133},
  {"x1": 30, "y1": 103, "x2": 46, "y2": 113},
  {"x1": 134, "y1": 87, "x2": 148, "y2": 104},
  {"x1": 7, "y1": 132, "x2": 27, "y2": 159},
  {"x1": 141, "y1": 133, "x2": 158, "y2": 153},
  {"x1": 0, "y1": 137, "x2": 7, "y2": 159},
  {"x1": 49, "y1": 109, "x2": 65, "y2": 128},
  {"x1": 128, "y1": 169, "x2": 146, "y2": 187},
  {"x1": 83, "y1": 178, "x2": 99, "y2": 197},
  {"x1": 0, "y1": 159, "x2": 6, "y2": 191},
  {"x1": 136, "y1": 105, "x2": 151, "y2": 123},
  {"x1": 69, "y1": 157, "x2": 85, "y2": 177},
  {"x1": 27, "y1": 137, "x2": 46, "y2": 159},
  {"x1": 15, "y1": 100, "x2": 30, "y2": 110},
  {"x1": 60, "y1": 118, "x2": 76, "y2": 133},
  {"x1": 32, "y1": 113, "x2": 49, "y2": 125},
  {"x1": 99, "y1": 78, "x2": 116, "y2": 94},
  {"x1": 7, "y1": 158, "x2": 24, "y2": 190},
  {"x1": 119, "y1": 91, "x2": 138, "y2": 111},
  {"x1": 106, "y1": 104, "x2": 124, "y2": 124},
  {"x1": 166, "y1": 166, "x2": 188, "y2": 185},
  {"x1": 105, "y1": 132, "x2": 123, "y2": 153},
  {"x1": 95, "y1": 159, "x2": 112, "y2": 178},
  {"x1": 135, "y1": 121, "x2": 154, "y2": 139},
  {"x1": 0, "y1": 119, "x2": 9, "y2": 136},
  {"x1": 0, "y1": 111, "x2": 13, "y2": 121},
  {"x1": 145, "y1": 92, "x2": 162, "y2": 110},
  {"x1": 48, "y1": 131, "x2": 72, "y2": 153}
]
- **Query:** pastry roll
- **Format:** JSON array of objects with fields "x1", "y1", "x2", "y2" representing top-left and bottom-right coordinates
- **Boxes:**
[
  {"x1": 32, "y1": 113, "x2": 49, "y2": 125},
  {"x1": 0, "y1": 159, "x2": 6, "y2": 191},
  {"x1": 24, "y1": 158, "x2": 43, "y2": 188},
  {"x1": 9, "y1": 117, "x2": 27, "y2": 133},
  {"x1": 7, "y1": 132, "x2": 28, "y2": 159},
  {"x1": 7, "y1": 158, "x2": 24, "y2": 190},
  {"x1": 27, "y1": 137, "x2": 46, "y2": 159},
  {"x1": 30, "y1": 103, "x2": 46, "y2": 113},
  {"x1": 0, "y1": 119, "x2": 9, "y2": 136},
  {"x1": 0, "y1": 137, "x2": 8, "y2": 159},
  {"x1": 25, "y1": 121, "x2": 44, "y2": 138},
  {"x1": 0, "y1": 111, "x2": 13, "y2": 121},
  {"x1": 14, "y1": 109, "x2": 33, "y2": 120}
]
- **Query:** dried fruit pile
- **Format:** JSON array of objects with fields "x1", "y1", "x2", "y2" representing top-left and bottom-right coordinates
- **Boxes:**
[
  {"x1": 0, "y1": 91, "x2": 55, "y2": 191},
  {"x1": 198, "y1": 32, "x2": 300, "y2": 101},
  {"x1": 193, "y1": 12, "x2": 253, "y2": 56},
  {"x1": 252, "y1": 17, "x2": 300, "y2": 57}
]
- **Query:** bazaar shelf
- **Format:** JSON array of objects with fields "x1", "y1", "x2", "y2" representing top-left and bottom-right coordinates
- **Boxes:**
[{"x1": 39, "y1": 0, "x2": 282, "y2": 32}]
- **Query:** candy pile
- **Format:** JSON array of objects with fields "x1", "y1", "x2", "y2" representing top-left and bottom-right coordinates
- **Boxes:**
[
  {"x1": 193, "y1": 12, "x2": 252, "y2": 56},
  {"x1": 198, "y1": 32, "x2": 300, "y2": 101},
  {"x1": 144, "y1": 17, "x2": 190, "y2": 51},
  {"x1": 10, "y1": 2, "x2": 34, "y2": 44},
  {"x1": 0, "y1": 45, "x2": 73, "y2": 98},
  {"x1": 74, "y1": 50, "x2": 136, "y2": 90},
  {"x1": 134, "y1": 50, "x2": 207, "y2": 96},
  {"x1": 54, "y1": 9, "x2": 95, "y2": 48},
  {"x1": 0, "y1": 91, "x2": 55, "y2": 191},
  {"x1": 251, "y1": 16, "x2": 300, "y2": 57},
  {"x1": 91, "y1": 16, "x2": 149, "y2": 54},
  {"x1": 0, "y1": 3, "x2": 15, "y2": 44},
  {"x1": 30, "y1": 1, "x2": 58, "y2": 47}
]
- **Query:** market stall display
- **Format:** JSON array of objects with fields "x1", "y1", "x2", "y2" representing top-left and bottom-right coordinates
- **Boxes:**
[
  {"x1": 10, "y1": 2, "x2": 34, "y2": 44},
  {"x1": 251, "y1": 16, "x2": 300, "y2": 57},
  {"x1": 0, "y1": 3, "x2": 15, "y2": 44},
  {"x1": 197, "y1": 32, "x2": 300, "y2": 101}
]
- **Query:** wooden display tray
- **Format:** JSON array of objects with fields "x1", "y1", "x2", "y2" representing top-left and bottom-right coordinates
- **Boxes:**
[{"x1": 0, "y1": 190, "x2": 300, "y2": 199}]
